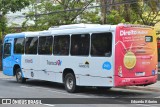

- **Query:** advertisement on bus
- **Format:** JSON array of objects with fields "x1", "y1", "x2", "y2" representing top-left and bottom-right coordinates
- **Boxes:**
[{"x1": 115, "y1": 26, "x2": 158, "y2": 86}]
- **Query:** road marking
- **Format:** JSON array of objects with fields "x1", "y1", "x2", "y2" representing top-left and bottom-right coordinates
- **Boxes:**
[{"x1": 42, "y1": 104, "x2": 55, "y2": 107}]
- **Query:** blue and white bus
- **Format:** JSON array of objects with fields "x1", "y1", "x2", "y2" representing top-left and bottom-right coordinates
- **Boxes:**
[{"x1": 2, "y1": 24, "x2": 158, "y2": 93}]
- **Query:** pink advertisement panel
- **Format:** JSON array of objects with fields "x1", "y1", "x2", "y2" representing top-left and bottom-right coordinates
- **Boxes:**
[{"x1": 114, "y1": 25, "x2": 157, "y2": 86}]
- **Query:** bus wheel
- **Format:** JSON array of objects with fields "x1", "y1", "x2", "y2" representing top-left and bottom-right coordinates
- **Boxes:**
[
  {"x1": 16, "y1": 68, "x2": 26, "y2": 83},
  {"x1": 64, "y1": 73, "x2": 77, "y2": 93}
]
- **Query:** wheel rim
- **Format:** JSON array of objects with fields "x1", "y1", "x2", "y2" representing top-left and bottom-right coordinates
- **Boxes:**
[
  {"x1": 66, "y1": 77, "x2": 73, "y2": 90},
  {"x1": 17, "y1": 71, "x2": 22, "y2": 81}
]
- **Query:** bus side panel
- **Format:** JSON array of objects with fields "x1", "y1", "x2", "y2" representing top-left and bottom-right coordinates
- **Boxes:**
[
  {"x1": 114, "y1": 26, "x2": 158, "y2": 87},
  {"x1": 21, "y1": 55, "x2": 57, "y2": 82}
]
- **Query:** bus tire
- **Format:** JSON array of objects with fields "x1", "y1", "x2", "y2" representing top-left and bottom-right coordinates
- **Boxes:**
[
  {"x1": 15, "y1": 68, "x2": 26, "y2": 83},
  {"x1": 64, "y1": 73, "x2": 77, "y2": 93}
]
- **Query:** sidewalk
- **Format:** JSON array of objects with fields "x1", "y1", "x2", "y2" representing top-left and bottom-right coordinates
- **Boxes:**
[{"x1": 0, "y1": 71, "x2": 14, "y2": 79}]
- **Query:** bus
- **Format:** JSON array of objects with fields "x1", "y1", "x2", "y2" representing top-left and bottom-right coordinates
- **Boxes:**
[{"x1": 2, "y1": 24, "x2": 158, "y2": 93}]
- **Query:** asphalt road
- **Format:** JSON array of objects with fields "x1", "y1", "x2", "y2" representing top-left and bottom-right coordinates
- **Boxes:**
[{"x1": 0, "y1": 77, "x2": 160, "y2": 107}]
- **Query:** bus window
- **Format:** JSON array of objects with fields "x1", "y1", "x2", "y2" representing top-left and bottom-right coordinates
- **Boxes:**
[
  {"x1": 53, "y1": 35, "x2": 70, "y2": 55},
  {"x1": 14, "y1": 38, "x2": 25, "y2": 54},
  {"x1": 91, "y1": 32, "x2": 112, "y2": 57},
  {"x1": 71, "y1": 34, "x2": 90, "y2": 56},
  {"x1": 38, "y1": 36, "x2": 53, "y2": 55},
  {"x1": 25, "y1": 37, "x2": 38, "y2": 54},
  {"x1": 3, "y1": 43, "x2": 11, "y2": 58}
]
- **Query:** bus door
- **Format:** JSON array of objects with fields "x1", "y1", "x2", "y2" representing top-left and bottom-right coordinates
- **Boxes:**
[{"x1": 3, "y1": 38, "x2": 13, "y2": 76}]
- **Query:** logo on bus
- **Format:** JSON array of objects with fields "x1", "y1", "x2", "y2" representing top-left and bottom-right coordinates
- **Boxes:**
[
  {"x1": 120, "y1": 30, "x2": 148, "y2": 36},
  {"x1": 79, "y1": 61, "x2": 89, "y2": 68},
  {"x1": 15, "y1": 58, "x2": 19, "y2": 63},
  {"x1": 25, "y1": 59, "x2": 33, "y2": 63},
  {"x1": 102, "y1": 61, "x2": 111, "y2": 70},
  {"x1": 47, "y1": 60, "x2": 62, "y2": 66}
]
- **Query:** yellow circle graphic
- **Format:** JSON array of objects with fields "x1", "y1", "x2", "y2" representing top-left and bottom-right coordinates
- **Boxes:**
[{"x1": 123, "y1": 51, "x2": 136, "y2": 69}]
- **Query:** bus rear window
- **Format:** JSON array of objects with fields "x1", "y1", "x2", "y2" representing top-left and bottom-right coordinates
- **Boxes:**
[
  {"x1": 91, "y1": 32, "x2": 112, "y2": 57},
  {"x1": 145, "y1": 36, "x2": 153, "y2": 42}
]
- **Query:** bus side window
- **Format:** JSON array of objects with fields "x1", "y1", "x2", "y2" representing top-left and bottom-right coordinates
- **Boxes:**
[
  {"x1": 71, "y1": 34, "x2": 90, "y2": 56},
  {"x1": 53, "y1": 35, "x2": 70, "y2": 55},
  {"x1": 14, "y1": 38, "x2": 25, "y2": 54},
  {"x1": 91, "y1": 32, "x2": 112, "y2": 57},
  {"x1": 38, "y1": 36, "x2": 53, "y2": 55},
  {"x1": 25, "y1": 37, "x2": 38, "y2": 54}
]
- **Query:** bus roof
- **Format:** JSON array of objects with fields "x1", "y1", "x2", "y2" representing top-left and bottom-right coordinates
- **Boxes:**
[
  {"x1": 49, "y1": 24, "x2": 117, "y2": 35},
  {"x1": 4, "y1": 30, "x2": 51, "y2": 38},
  {"x1": 4, "y1": 24, "x2": 153, "y2": 38}
]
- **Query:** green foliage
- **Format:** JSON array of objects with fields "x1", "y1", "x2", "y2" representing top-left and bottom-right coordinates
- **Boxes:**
[
  {"x1": 79, "y1": 9, "x2": 101, "y2": 23},
  {"x1": 25, "y1": 0, "x2": 94, "y2": 30},
  {"x1": 0, "y1": 15, "x2": 7, "y2": 35},
  {"x1": 0, "y1": 0, "x2": 31, "y2": 38},
  {"x1": 107, "y1": 10, "x2": 125, "y2": 24},
  {"x1": 0, "y1": 0, "x2": 30, "y2": 15},
  {"x1": 129, "y1": 0, "x2": 160, "y2": 25},
  {"x1": 2, "y1": 0, "x2": 160, "y2": 35}
]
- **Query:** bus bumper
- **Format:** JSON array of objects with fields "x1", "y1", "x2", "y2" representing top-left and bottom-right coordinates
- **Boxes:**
[{"x1": 114, "y1": 75, "x2": 158, "y2": 87}]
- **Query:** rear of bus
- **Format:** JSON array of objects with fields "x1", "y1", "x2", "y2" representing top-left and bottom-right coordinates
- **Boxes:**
[{"x1": 114, "y1": 25, "x2": 158, "y2": 87}]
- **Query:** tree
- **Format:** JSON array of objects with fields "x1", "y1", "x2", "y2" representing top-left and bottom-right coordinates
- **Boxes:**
[
  {"x1": 25, "y1": 0, "x2": 94, "y2": 30},
  {"x1": 100, "y1": 0, "x2": 107, "y2": 24},
  {"x1": 0, "y1": 0, "x2": 30, "y2": 37},
  {"x1": 130, "y1": 0, "x2": 160, "y2": 25}
]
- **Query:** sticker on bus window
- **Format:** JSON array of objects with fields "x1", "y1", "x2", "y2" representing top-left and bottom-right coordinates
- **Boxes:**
[{"x1": 145, "y1": 36, "x2": 153, "y2": 42}]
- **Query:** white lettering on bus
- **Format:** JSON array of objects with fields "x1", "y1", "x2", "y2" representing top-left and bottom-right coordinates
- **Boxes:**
[{"x1": 120, "y1": 30, "x2": 148, "y2": 36}]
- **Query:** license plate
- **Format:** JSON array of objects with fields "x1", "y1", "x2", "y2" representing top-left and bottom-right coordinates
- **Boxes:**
[{"x1": 135, "y1": 72, "x2": 145, "y2": 76}]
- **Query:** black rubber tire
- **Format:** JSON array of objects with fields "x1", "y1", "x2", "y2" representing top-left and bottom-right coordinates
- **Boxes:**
[
  {"x1": 15, "y1": 68, "x2": 26, "y2": 83},
  {"x1": 64, "y1": 73, "x2": 77, "y2": 93}
]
